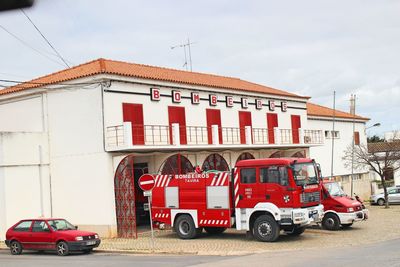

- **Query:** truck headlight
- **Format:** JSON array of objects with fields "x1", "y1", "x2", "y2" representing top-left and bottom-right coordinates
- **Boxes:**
[
  {"x1": 348, "y1": 208, "x2": 354, "y2": 212},
  {"x1": 293, "y1": 212, "x2": 304, "y2": 218},
  {"x1": 95, "y1": 234, "x2": 99, "y2": 239},
  {"x1": 75, "y1": 236, "x2": 83, "y2": 241}
]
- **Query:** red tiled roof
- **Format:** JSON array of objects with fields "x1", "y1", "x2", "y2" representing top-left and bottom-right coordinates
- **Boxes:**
[
  {"x1": 0, "y1": 58, "x2": 308, "y2": 99},
  {"x1": 307, "y1": 102, "x2": 369, "y2": 121},
  {"x1": 368, "y1": 141, "x2": 400, "y2": 153}
]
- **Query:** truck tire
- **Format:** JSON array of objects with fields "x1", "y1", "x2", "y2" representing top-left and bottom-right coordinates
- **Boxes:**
[
  {"x1": 286, "y1": 226, "x2": 306, "y2": 236},
  {"x1": 322, "y1": 213, "x2": 340, "y2": 231},
  {"x1": 253, "y1": 215, "x2": 280, "y2": 242},
  {"x1": 204, "y1": 227, "x2": 226, "y2": 235},
  {"x1": 174, "y1": 215, "x2": 198, "y2": 239}
]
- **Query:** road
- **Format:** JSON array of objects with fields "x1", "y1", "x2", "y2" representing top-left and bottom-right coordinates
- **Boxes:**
[{"x1": 1, "y1": 238, "x2": 399, "y2": 267}]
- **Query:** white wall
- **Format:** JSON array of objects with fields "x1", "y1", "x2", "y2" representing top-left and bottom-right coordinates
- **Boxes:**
[
  {"x1": 0, "y1": 132, "x2": 50, "y2": 239},
  {"x1": 103, "y1": 81, "x2": 308, "y2": 133},
  {"x1": 0, "y1": 96, "x2": 44, "y2": 132},
  {"x1": 46, "y1": 86, "x2": 116, "y2": 228},
  {"x1": 308, "y1": 117, "x2": 368, "y2": 177}
]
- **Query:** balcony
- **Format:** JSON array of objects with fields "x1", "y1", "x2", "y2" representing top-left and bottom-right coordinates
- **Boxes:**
[{"x1": 105, "y1": 122, "x2": 324, "y2": 152}]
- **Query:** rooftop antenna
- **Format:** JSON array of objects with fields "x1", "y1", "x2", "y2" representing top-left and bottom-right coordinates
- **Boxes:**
[{"x1": 171, "y1": 38, "x2": 195, "y2": 71}]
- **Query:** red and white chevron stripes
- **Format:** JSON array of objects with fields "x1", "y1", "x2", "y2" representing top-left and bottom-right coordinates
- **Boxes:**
[{"x1": 210, "y1": 172, "x2": 229, "y2": 186}]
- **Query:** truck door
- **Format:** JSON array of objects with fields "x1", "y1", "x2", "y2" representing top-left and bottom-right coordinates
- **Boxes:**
[
  {"x1": 259, "y1": 166, "x2": 293, "y2": 208},
  {"x1": 236, "y1": 167, "x2": 260, "y2": 208}
]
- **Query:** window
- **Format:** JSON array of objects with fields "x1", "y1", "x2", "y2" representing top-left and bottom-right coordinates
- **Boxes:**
[
  {"x1": 383, "y1": 167, "x2": 394, "y2": 180},
  {"x1": 14, "y1": 221, "x2": 32, "y2": 232},
  {"x1": 32, "y1": 221, "x2": 49, "y2": 232},
  {"x1": 260, "y1": 166, "x2": 288, "y2": 186},
  {"x1": 354, "y1": 131, "x2": 360, "y2": 145},
  {"x1": 240, "y1": 168, "x2": 256, "y2": 184},
  {"x1": 325, "y1": 130, "x2": 340, "y2": 139}
]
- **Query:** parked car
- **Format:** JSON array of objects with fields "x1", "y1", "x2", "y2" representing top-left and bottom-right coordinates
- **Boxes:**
[
  {"x1": 321, "y1": 180, "x2": 368, "y2": 230},
  {"x1": 370, "y1": 187, "x2": 400, "y2": 206},
  {"x1": 5, "y1": 218, "x2": 100, "y2": 256}
]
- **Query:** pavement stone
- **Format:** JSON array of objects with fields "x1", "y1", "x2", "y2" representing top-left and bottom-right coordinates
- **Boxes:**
[{"x1": 1, "y1": 205, "x2": 399, "y2": 255}]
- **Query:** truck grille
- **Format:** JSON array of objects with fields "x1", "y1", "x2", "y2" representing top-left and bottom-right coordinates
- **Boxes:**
[{"x1": 300, "y1": 191, "x2": 320, "y2": 204}]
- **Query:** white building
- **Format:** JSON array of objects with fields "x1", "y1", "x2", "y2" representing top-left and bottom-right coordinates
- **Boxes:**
[{"x1": 0, "y1": 58, "x2": 368, "y2": 238}]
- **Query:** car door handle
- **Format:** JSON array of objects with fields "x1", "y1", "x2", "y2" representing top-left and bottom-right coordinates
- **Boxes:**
[{"x1": 265, "y1": 194, "x2": 270, "y2": 200}]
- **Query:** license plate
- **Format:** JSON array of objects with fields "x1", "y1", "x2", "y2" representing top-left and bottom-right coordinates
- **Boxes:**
[{"x1": 86, "y1": 241, "x2": 96, "y2": 246}]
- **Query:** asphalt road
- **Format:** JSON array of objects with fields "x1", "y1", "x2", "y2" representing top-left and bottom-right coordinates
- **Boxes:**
[{"x1": 1, "y1": 238, "x2": 399, "y2": 267}]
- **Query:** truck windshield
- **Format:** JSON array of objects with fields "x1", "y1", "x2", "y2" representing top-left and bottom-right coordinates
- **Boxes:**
[
  {"x1": 325, "y1": 182, "x2": 346, "y2": 197},
  {"x1": 293, "y1": 163, "x2": 319, "y2": 186}
]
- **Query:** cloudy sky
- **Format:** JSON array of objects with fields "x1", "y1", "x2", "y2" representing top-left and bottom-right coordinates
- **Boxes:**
[{"x1": 0, "y1": 0, "x2": 399, "y2": 136}]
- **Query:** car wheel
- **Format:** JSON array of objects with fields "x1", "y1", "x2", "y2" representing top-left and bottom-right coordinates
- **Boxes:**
[
  {"x1": 204, "y1": 227, "x2": 227, "y2": 235},
  {"x1": 174, "y1": 215, "x2": 197, "y2": 239},
  {"x1": 377, "y1": 198, "x2": 385, "y2": 206},
  {"x1": 10, "y1": 241, "x2": 22, "y2": 255},
  {"x1": 322, "y1": 213, "x2": 340, "y2": 231},
  {"x1": 342, "y1": 223, "x2": 353, "y2": 229},
  {"x1": 56, "y1": 241, "x2": 70, "y2": 256},
  {"x1": 253, "y1": 215, "x2": 280, "y2": 242},
  {"x1": 286, "y1": 226, "x2": 306, "y2": 236}
]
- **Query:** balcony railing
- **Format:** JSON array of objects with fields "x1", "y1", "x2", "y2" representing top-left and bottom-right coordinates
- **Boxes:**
[{"x1": 105, "y1": 122, "x2": 324, "y2": 150}]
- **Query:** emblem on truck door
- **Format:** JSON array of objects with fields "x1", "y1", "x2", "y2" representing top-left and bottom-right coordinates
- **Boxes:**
[{"x1": 284, "y1": 195, "x2": 290, "y2": 203}]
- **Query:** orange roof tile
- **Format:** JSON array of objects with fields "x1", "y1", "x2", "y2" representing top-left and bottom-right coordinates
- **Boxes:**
[
  {"x1": 307, "y1": 102, "x2": 369, "y2": 121},
  {"x1": 0, "y1": 58, "x2": 308, "y2": 99}
]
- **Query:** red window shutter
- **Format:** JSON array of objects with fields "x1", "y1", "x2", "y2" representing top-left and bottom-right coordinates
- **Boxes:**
[
  {"x1": 354, "y1": 131, "x2": 360, "y2": 145},
  {"x1": 239, "y1": 111, "x2": 252, "y2": 144},
  {"x1": 291, "y1": 115, "x2": 301, "y2": 144},
  {"x1": 168, "y1": 106, "x2": 187, "y2": 145},
  {"x1": 206, "y1": 109, "x2": 222, "y2": 144},
  {"x1": 267, "y1": 113, "x2": 278, "y2": 144},
  {"x1": 122, "y1": 103, "x2": 144, "y2": 145}
]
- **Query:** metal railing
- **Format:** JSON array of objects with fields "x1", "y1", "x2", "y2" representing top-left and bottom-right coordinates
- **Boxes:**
[
  {"x1": 186, "y1": 126, "x2": 209, "y2": 145},
  {"x1": 304, "y1": 130, "x2": 323, "y2": 144},
  {"x1": 106, "y1": 123, "x2": 324, "y2": 149},
  {"x1": 106, "y1": 125, "x2": 124, "y2": 147},
  {"x1": 221, "y1": 127, "x2": 241, "y2": 145}
]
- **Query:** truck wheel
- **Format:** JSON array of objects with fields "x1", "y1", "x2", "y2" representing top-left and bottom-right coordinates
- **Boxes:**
[
  {"x1": 10, "y1": 241, "x2": 22, "y2": 255},
  {"x1": 56, "y1": 241, "x2": 70, "y2": 256},
  {"x1": 322, "y1": 213, "x2": 340, "y2": 231},
  {"x1": 286, "y1": 226, "x2": 306, "y2": 236},
  {"x1": 253, "y1": 215, "x2": 280, "y2": 242},
  {"x1": 204, "y1": 227, "x2": 226, "y2": 235},
  {"x1": 175, "y1": 215, "x2": 197, "y2": 239},
  {"x1": 341, "y1": 223, "x2": 353, "y2": 229},
  {"x1": 377, "y1": 198, "x2": 385, "y2": 206}
]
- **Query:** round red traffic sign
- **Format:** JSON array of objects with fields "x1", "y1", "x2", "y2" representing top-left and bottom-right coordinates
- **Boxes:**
[{"x1": 138, "y1": 174, "x2": 155, "y2": 191}]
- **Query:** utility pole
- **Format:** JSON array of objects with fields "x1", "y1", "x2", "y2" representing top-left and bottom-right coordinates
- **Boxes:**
[
  {"x1": 330, "y1": 91, "x2": 336, "y2": 180},
  {"x1": 350, "y1": 94, "x2": 356, "y2": 196},
  {"x1": 171, "y1": 38, "x2": 195, "y2": 71}
]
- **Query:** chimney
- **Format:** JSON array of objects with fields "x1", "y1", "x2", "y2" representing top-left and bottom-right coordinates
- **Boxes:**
[{"x1": 349, "y1": 94, "x2": 356, "y2": 115}]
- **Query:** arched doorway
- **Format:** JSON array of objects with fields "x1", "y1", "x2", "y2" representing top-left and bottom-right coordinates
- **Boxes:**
[
  {"x1": 159, "y1": 154, "x2": 194, "y2": 175},
  {"x1": 236, "y1": 152, "x2": 255, "y2": 164},
  {"x1": 270, "y1": 151, "x2": 283, "y2": 158},
  {"x1": 114, "y1": 155, "x2": 137, "y2": 238},
  {"x1": 292, "y1": 151, "x2": 305, "y2": 158},
  {"x1": 202, "y1": 153, "x2": 230, "y2": 172}
]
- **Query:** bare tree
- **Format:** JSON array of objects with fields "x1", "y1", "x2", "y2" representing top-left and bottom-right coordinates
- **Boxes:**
[{"x1": 343, "y1": 142, "x2": 400, "y2": 208}]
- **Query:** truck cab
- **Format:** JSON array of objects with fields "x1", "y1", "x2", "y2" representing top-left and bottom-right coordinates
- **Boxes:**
[
  {"x1": 234, "y1": 158, "x2": 324, "y2": 241},
  {"x1": 321, "y1": 180, "x2": 368, "y2": 230}
]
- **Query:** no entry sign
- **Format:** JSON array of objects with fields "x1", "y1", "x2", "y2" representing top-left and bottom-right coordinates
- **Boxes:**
[{"x1": 138, "y1": 174, "x2": 155, "y2": 191}]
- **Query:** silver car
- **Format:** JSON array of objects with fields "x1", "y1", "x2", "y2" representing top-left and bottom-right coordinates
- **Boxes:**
[{"x1": 370, "y1": 186, "x2": 400, "y2": 206}]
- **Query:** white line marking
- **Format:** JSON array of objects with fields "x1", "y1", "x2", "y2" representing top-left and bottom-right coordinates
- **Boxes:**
[{"x1": 140, "y1": 180, "x2": 154, "y2": 185}]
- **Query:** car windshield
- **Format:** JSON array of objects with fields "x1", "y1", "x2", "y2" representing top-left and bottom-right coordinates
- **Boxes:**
[
  {"x1": 325, "y1": 182, "x2": 346, "y2": 197},
  {"x1": 292, "y1": 163, "x2": 319, "y2": 186},
  {"x1": 47, "y1": 219, "x2": 75, "y2": 231}
]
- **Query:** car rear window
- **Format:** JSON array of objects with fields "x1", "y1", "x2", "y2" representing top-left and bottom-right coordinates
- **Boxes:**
[{"x1": 14, "y1": 221, "x2": 33, "y2": 232}]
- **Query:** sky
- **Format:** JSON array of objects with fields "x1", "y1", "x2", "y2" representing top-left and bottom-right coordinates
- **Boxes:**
[{"x1": 0, "y1": 0, "x2": 399, "y2": 137}]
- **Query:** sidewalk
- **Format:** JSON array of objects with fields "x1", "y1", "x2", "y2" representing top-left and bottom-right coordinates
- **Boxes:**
[{"x1": 2, "y1": 205, "x2": 400, "y2": 255}]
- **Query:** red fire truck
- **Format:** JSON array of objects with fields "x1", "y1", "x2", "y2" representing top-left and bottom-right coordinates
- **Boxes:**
[{"x1": 151, "y1": 158, "x2": 324, "y2": 242}]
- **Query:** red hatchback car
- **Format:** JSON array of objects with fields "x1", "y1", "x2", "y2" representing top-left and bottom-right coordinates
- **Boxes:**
[{"x1": 5, "y1": 218, "x2": 101, "y2": 256}]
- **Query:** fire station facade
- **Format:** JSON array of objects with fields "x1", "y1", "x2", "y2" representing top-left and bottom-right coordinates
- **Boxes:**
[{"x1": 0, "y1": 59, "x2": 368, "y2": 238}]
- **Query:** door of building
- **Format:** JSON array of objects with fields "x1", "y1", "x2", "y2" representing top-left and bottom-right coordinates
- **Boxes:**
[
  {"x1": 239, "y1": 111, "x2": 252, "y2": 144},
  {"x1": 122, "y1": 103, "x2": 145, "y2": 145},
  {"x1": 206, "y1": 109, "x2": 222, "y2": 144},
  {"x1": 168, "y1": 106, "x2": 187, "y2": 145},
  {"x1": 291, "y1": 115, "x2": 301, "y2": 144},
  {"x1": 267, "y1": 113, "x2": 278, "y2": 144}
]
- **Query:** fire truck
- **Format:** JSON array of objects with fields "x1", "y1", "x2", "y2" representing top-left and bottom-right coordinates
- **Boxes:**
[{"x1": 151, "y1": 158, "x2": 324, "y2": 242}]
